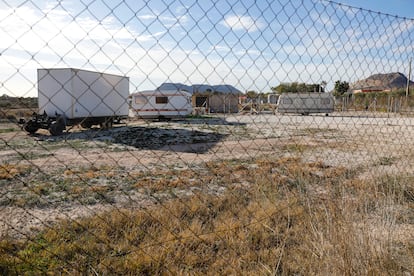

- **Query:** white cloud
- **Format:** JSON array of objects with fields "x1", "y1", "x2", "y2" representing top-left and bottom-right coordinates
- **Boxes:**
[
  {"x1": 221, "y1": 15, "x2": 262, "y2": 32},
  {"x1": 0, "y1": 5, "x2": 169, "y2": 96},
  {"x1": 0, "y1": 6, "x2": 142, "y2": 52},
  {"x1": 137, "y1": 14, "x2": 156, "y2": 20},
  {"x1": 235, "y1": 49, "x2": 261, "y2": 56},
  {"x1": 175, "y1": 5, "x2": 189, "y2": 14},
  {"x1": 138, "y1": 13, "x2": 188, "y2": 28},
  {"x1": 210, "y1": 45, "x2": 230, "y2": 52}
]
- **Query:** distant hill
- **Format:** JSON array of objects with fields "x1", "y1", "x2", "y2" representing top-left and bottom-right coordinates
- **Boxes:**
[
  {"x1": 156, "y1": 83, "x2": 243, "y2": 95},
  {"x1": 0, "y1": 95, "x2": 37, "y2": 120},
  {"x1": 156, "y1": 83, "x2": 194, "y2": 93},
  {"x1": 0, "y1": 95, "x2": 37, "y2": 109},
  {"x1": 350, "y1": 72, "x2": 414, "y2": 92}
]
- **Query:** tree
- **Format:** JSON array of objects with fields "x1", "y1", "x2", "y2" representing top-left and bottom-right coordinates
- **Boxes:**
[
  {"x1": 334, "y1": 80, "x2": 350, "y2": 95},
  {"x1": 246, "y1": 90, "x2": 258, "y2": 99},
  {"x1": 271, "y1": 83, "x2": 290, "y2": 93}
]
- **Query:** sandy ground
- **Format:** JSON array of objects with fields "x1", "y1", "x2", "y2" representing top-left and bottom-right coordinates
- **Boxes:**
[{"x1": 1, "y1": 112, "x2": 414, "y2": 237}]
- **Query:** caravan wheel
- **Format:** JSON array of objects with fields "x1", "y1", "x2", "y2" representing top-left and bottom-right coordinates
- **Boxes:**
[
  {"x1": 81, "y1": 121, "x2": 93, "y2": 129},
  {"x1": 100, "y1": 118, "x2": 113, "y2": 129},
  {"x1": 49, "y1": 122, "x2": 64, "y2": 136},
  {"x1": 24, "y1": 121, "x2": 39, "y2": 134},
  {"x1": 158, "y1": 116, "x2": 171, "y2": 122}
]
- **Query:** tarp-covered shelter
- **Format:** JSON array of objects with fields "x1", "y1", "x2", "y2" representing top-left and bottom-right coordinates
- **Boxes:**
[{"x1": 156, "y1": 83, "x2": 242, "y2": 113}]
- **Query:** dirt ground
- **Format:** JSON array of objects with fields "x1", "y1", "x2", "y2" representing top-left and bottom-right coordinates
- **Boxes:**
[{"x1": 1, "y1": 112, "x2": 414, "y2": 237}]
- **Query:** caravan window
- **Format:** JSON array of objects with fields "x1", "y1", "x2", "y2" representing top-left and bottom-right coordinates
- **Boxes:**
[
  {"x1": 135, "y1": 96, "x2": 147, "y2": 104},
  {"x1": 155, "y1": 96, "x2": 168, "y2": 104}
]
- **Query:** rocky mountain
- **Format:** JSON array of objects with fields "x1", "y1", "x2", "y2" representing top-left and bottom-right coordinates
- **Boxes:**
[{"x1": 350, "y1": 72, "x2": 414, "y2": 91}]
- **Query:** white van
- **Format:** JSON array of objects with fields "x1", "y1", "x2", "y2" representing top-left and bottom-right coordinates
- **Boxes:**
[
  {"x1": 277, "y1": 92, "x2": 335, "y2": 115},
  {"x1": 129, "y1": 89, "x2": 192, "y2": 120}
]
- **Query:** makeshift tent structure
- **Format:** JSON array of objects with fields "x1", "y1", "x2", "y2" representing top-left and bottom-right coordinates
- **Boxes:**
[{"x1": 156, "y1": 83, "x2": 242, "y2": 113}]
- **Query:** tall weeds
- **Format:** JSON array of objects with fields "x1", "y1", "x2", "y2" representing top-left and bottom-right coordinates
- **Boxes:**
[{"x1": 0, "y1": 157, "x2": 412, "y2": 274}]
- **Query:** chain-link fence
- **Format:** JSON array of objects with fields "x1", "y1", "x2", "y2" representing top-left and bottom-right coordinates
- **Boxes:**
[{"x1": 1, "y1": 0, "x2": 414, "y2": 274}]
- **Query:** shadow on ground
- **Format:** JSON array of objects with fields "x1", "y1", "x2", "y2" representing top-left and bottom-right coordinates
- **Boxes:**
[
  {"x1": 112, "y1": 126, "x2": 227, "y2": 153},
  {"x1": 176, "y1": 116, "x2": 246, "y2": 126},
  {"x1": 35, "y1": 125, "x2": 227, "y2": 154}
]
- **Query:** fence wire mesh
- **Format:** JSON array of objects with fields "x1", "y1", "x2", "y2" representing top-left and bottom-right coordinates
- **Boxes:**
[{"x1": 1, "y1": 0, "x2": 414, "y2": 274}]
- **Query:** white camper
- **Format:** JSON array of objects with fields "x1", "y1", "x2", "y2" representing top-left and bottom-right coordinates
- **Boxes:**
[
  {"x1": 130, "y1": 90, "x2": 192, "y2": 120},
  {"x1": 277, "y1": 93, "x2": 335, "y2": 115}
]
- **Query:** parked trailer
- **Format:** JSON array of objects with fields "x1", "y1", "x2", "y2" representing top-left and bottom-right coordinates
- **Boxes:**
[
  {"x1": 23, "y1": 68, "x2": 129, "y2": 135},
  {"x1": 129, "y1": 90, "x2": 192, "y2": 120},
  {"x1": 277, "y1": 92, "x2": 335, "y2": 115}
]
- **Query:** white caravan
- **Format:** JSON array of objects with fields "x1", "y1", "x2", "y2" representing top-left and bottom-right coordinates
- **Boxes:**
[
  {"x1": 130, "y1": 90, "x2": 193, "y2": 120},
  {"x1": 277, "y1": 93, "x2": 335, "y2": 115}
]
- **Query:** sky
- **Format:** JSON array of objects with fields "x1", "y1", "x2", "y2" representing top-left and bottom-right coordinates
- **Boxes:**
[
  {"x1": 1, "y1": 0, "x2": 414, "y2": 97},
  {"x1": 333, "y1": 0, "x2": 414, "y2": 19}
]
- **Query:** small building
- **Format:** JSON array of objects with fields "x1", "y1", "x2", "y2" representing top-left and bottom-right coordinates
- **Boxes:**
[
  {"x1": 155, "y1": 83, "x2": 242, "y2": 113},
  {"x1": 192, "y1": 84, "x2": 242, "y2": 113}
]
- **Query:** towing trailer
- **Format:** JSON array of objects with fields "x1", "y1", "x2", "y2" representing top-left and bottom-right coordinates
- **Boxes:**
[{"x1": 23, "y1": 68, "x2": 129, "y2": 135}]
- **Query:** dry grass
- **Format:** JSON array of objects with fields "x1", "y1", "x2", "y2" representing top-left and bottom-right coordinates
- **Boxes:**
[
  {"x1": 0, "y1": 164, "x2": 29, "y2": 180},
  {"x1": 0, "y1": 157, "x2": 413, "y2": 275},
  {"x1": 0, "y1": 108, "x2": 36, "y2": 121}
]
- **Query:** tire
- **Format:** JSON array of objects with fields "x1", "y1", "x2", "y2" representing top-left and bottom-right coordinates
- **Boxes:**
[
  {"x1": 49, "y1": 122, "x2": 64, "y2": 136},
  {"x1": 158, "y1": 116, "x2": 171, "y2": 122},
  {"x1": 107, "y1": 119, "x2": 113, "y2": 128},
  {"x1": 100, "y1": 118, "x2": 113, "y2": 129},
  {"x1": 24, "y1": 121, "x2": 39, "y2": 134},
  {"x1": 81, "y1": 121, "x2": 93, "y2": 129}
]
